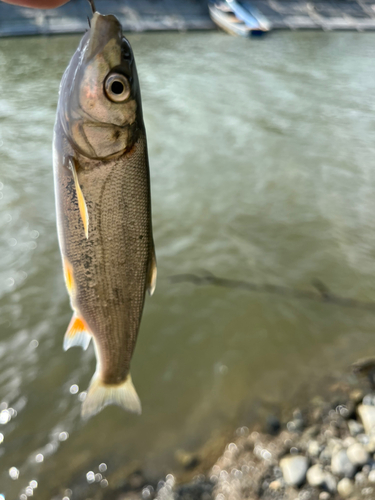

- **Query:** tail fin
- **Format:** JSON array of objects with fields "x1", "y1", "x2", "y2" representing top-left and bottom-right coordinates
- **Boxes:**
[{"x1": 81, "y1": 373, "x2": 142, "y2": 419}]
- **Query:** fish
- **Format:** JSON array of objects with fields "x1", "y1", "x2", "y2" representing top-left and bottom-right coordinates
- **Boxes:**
[{"x1": 53, "y1": 7, "x2": 156, "y2": 419}]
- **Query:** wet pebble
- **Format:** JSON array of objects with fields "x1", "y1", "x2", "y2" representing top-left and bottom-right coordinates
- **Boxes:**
[
  {"x1": 337, "y1": 478, "x2": 355, "y2": 498},
  {"x1": 292, "y1": 409, "x2": 304, "y2": 431},
  {"x1": 324, "y1": 473, "x2": 338, "y2": 494},
  {"x1": 347, "y1": 443, "x2": 369, "y2": 466},
  {"x1": 268, "y1": 479, "x2": 283, "y2": 491},
  {"x1": 348, "y1": 420, "x2": 364, "y2": 437},
  {"x1": 331, "y1": 449, "x2": 356, "y2": 478},
  {"x1": 306, "y1": 464, "x2": 337, "y2": 493},
  {"x1": 266, "y1": 415, "x2": 281, "y2": 435},
  {"x1": 355, "y1": 471, "x2": 367, "y2": 485},
  {"x1": 279, "y1": 455, "x2": 309, "y2": 486},
  {"x1": 358, "y1": 405, "x2": 375, "y2": 436},
  {"x1": 306, "y1": 464, "x2": 325, "y2": 487},
  {"x1": 319, "y1": 447, "x2": 332, "y2": 465},
  {"x1": 307, "y1": 440, "x2": 320, "y2": 457},
  {"x1": 362, "y1": 394, "x2": 375, "y2": 406},
  {"x1": 343, "y1": 436, "x2": 357, "y2": 448},
  {"x1": 351, "y1": 389, "x2": 364, "y2": 403},
  {"x1": 319, "y1": 492, "x2": 330, "y2": 500},
  {"x1": 366, "y1": 437, "x2": 375, "y2": 454},
  {"x1": 368, "y1": 469, "x2": 375, "y2": 483}
]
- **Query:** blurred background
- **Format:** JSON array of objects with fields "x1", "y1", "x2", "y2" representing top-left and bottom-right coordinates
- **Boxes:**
[{"x1": 1, "y1": 1, "x2": 375, "y2": 499}]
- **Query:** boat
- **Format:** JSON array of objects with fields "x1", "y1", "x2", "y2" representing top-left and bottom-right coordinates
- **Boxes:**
[
  {"x1": 208, "y1": 0, "x2": 271, "y2": 36},
  {"x1": 229, "y1": 0, "x2": 272, "y2": 32}
]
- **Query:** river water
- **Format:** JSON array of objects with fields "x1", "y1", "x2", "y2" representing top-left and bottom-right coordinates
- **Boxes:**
[{"x1": 0, "y1": 29, "x2": 375, "y2": 499}]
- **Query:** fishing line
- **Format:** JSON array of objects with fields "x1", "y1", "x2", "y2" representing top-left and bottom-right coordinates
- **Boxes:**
[{"x1": 88, "y1": 0, "x2": 96, "y2": 14}]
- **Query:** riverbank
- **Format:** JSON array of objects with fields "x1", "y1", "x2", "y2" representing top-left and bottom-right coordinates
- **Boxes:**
[
  {"x1": 59, "y1": 365, "x2": 375, "y2": 500},
  {"x1": 2, "y1": 0, "x2": 375, "y2": 37}
]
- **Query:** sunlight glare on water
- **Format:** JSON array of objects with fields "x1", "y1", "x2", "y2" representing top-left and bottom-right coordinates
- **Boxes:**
[{"x1": 0, "y1": 30, "x2": 375, "y2": 498}]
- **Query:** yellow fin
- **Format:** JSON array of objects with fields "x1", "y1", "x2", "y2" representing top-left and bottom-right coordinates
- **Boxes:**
[
  {"x1": 147, "y1": 240, "x2": 157, "y2": 296},
  {"x1": 64, "y1": 314, "x2": 91, "y2": 351},
  {"x1": 70, "y1": 158, "x2": 89, "y2": 239},
  {"x1": 63, "y1": 257, "x2": 75, "y2": 296},
  {"x1": 81, "y1": 372, "x2": 142, "y2": 420}
]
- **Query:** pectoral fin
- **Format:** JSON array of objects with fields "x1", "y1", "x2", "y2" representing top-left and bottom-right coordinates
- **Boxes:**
[
  {"x1": 69, "y1": 158, "x2": 89, "y2": 239},
  {"x1": 64, "y1": 314, "x2": 91, "y2": 351},
  {"x1": 63, "y1": 257, "x2": 75, "y2": 296},
  {"x1": 147, "y1": 241, "x2": 157, "y2": 296}
]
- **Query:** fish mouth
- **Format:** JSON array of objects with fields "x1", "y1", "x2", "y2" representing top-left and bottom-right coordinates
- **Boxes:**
[{"x1": 86, "y1": 12, "x2": 122, "y2": 61}]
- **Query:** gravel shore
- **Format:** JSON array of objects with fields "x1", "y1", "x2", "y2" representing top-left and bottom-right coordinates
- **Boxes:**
[
  {"x1": 118, "y1": 372, "x2": 375, "y2": 500},
  {"x1": 65, "y1": 367, "x2": 375, "y2": 500}
]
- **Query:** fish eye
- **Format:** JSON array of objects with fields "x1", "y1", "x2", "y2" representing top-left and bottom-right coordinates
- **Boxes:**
[{"x1": 104, "y1": 73, "x2": 131, "y2": 103}]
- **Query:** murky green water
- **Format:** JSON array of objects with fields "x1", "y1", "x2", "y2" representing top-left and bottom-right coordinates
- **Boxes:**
[{"x1": 0, "y1": 29, "x2": 375, "y2": 498}]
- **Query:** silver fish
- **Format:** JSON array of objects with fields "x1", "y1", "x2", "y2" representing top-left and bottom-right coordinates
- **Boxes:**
[{"x1": 53, "y1": 9, "x2": 156, "y2": 418}]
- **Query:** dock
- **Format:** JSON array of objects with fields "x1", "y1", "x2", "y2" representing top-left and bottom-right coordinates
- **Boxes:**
[{"x1": 2, "y1": 0, "x2": 375, "y2": 37}]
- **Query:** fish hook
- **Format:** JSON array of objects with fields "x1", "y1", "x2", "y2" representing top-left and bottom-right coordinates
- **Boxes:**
[{"x1": 88, "y1": 0, "x2": 96, "y2": 14}]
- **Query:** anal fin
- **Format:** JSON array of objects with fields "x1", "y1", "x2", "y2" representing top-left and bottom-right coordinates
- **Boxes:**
[
  {"x1": 147, "y1": 240, "x2": 157, "y2": 296},
  {"x1": 64, "y1": 314, "x2": 91, "y2": 351}
]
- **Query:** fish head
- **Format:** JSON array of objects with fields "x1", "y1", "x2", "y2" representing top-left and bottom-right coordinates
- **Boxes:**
[{"x1": 59, "y1": 13, "x2": 142, "y2": 159}]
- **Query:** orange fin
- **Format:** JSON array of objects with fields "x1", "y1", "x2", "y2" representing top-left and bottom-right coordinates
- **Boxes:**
[
  {"x1": 70, "y1": 158, "x2": 89, "y2": 239},
  {"x1": 64, "y1": 314, "x2": 91, "y2": 351},
  {"x1": 63, "y1": 257, "x2": 75, "y2": 296}
]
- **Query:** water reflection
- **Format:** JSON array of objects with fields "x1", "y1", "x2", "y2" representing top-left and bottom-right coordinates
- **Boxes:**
[{"x1": 0, "y1": 29, "x2": 374, "y2": 498}]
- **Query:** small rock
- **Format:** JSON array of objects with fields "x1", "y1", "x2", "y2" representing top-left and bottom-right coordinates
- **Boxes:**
[
  {"x1": 175, "y1": 450, "x2": 200, "y2": 469},
  {"x1": 331, "y1": 449, "x2": 356, "y2": 478},
  {"x1": 319, "y1": 447, "x2": 332, "y2": 465},
  {"x1": 347, "y1": 443, "x2": 369, "y2": 466},
  {"x1": 279, "y1": 455, "x2": 309, "y2": 487},
  {"x1": 306, "y1": 464, "x2": 336, "y2": 493},
  {"x1": 286, "y1": 420, "x2": 303, "y2": 433},
  {"x1": 307, "y1": 464, "x2": 326, "y2": 487},
  {"x1": 348, "y1": 420, "x2": 364, "y2": 437},
  {"x1": 266, "y1": 415, "x2": 281, "y2": 435},
  {"x1": 363, "y1": 394, "x2": 375, "y2": 406},
  {"x1": 337, "y1": 478, "x2": 355, "y2": 498},
  {"x1": 366, "y1": 437, "x2": 375, "y2": 454},
  {"x1": 363, "y1": 464, "x2": 371, "y2": 472},
  {"x1": 269, "y1": 479, "x2": 283, "y2": 491},
  {"x1": 292, "y1": 409, "x2": 304, "y2": 431},
  {"x1": 324, "y1": 472, "x2": 337, "y2": 494},
  {"x1": 337, "y1": 403, "x2": 353, "y2": 419},
  {"x1": 358, "y1": 405, "x2": 375, "y2": 435},
  {"x1": 319, "y1": 492, "x2": 330, "y2": 500},
  {"x1": 307, "y1": 440, "x2": 321, "y2": 458},
  {"x1": 343, "y1": 436, "x2": 357, "y2": 448},
  {"x1": 328, "y1": 438, "x2": 344, "y2": 455},
  {"x1": 350, "y1": 389, "x2": 364, "y2": 404},
  {"x1": 357, "y1": 433, "x2": 370, "y2": 446},
  {"x1": 368, "y1": 469, "x2": 375, "y2": 483},
  {"x1": 355, "y1": 471, "x2": 367, "y2": 485}
]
